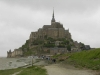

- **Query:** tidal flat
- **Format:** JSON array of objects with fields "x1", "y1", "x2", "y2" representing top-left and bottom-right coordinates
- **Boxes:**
[{"x1": 0, "y1": 57, "x2": 33, "y2": 70}]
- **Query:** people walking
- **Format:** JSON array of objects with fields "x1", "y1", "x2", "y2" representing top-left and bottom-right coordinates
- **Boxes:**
[{"x1": 52, "y1": 59, "x2": 56, "y2": 64}]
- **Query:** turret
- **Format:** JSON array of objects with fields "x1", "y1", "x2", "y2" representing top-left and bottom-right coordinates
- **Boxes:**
[{"x1": 7, "y1": 49, "x2": 12, "y2": 58}]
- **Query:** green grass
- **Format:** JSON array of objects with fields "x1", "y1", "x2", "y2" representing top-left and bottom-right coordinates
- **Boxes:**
[
  {"x1": 0, "y1": 66, "x2": 47, "y2": 75},
  {"x1": 0, "y1": 68, "x2": 22, "y2": 75},
  {"x1": 53, "y1": 48, "x2": 100, "y2": 70},
  {"x1": 18, "y1": 66, "x2": 47, "y2": 75},
  {"x1": 67, "y1": 48, "x2": 100, "y2": 70}
]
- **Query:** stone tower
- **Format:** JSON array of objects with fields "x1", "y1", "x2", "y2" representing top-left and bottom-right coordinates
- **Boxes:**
[{"x1": 7, "y1": 49, "x2": 12, "y2": 58}]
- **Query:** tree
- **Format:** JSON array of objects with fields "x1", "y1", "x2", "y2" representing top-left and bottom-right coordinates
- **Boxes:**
[
  {"x1": 32, "y1": 39, "x2": 44, "y2": 45},
  {"x1": 67, "y1": 45, "x2": 71, "y2": 51}
]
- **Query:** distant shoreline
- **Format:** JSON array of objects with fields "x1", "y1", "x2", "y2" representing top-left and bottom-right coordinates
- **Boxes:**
[{"x1": 0, "y1": 57, "x2": 6, "y2": 58}]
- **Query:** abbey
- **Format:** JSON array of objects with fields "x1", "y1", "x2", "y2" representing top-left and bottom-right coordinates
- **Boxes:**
[
  {"x1": 7, "y1": 10, "x2": 91, "y2": 58},
  {"x1": 30, "y1": 10, "x2": 71, "y2": 42}
]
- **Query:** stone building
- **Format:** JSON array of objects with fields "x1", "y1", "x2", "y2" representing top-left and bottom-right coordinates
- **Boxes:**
[
  {"x1": 50, "y1": 47, "x2": 68, "y2": 55},
  {"x1": 41, "y1": 47, "x2": 68, "y2": 55},
  {"x1": 7, "y1": 9, "x2": 91, "y2": 57},
  {"x1": 11, "y1": 49, "x2": 23, "y2": 57},
  {"x1": 29, "y1": 10, "x2": 71, "y2": 42},
  {"x1": 85, "y1": 45, "x2": 91, "y2": 50},
  {"x1": 7, "y1": 49, "x2": 23, "y2": 58},
  {"x1": 7, "y1": 49, "x2": 12, "y2": 58}
]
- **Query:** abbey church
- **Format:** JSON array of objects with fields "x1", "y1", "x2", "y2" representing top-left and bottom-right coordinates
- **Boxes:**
[
  {"x1": 7, "y1": 10, "x2": 91, "y2": 58},
  {"x1": 30, "y1": 10, "x2": 71, "y2": 42}
]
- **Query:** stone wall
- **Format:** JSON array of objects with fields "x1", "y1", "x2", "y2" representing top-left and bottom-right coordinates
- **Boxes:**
[
  {"x1": 50, "y1": 48, "x2": 68, "y2": 55},
  {"x1": 42, "y1": 47, "x2": 68, "y2": 55},
  {"x1": 48, "y1": 28, "x2": 58, "y2": 38},
  {"x1": 7, "y1": 49, "x2": 23, "y2": 58},
  {"x1": 65, "y1": 30, "x2": 71, "y2": 39},
  {"x1": 51, "y1": 22, "x2": 63, "y2": 28},
  {"x1": 29, "y1": 21, "x2": 71, "y2": 41},
  {"x1": 7, "y1": 50, "x2": 12, "y2": 58},
  {"x1": 30, "y1": 32, "x2": 38, "y2": 42},
  {"x1": 58, "y1": 28, "x2": 65, "y2": 38}
]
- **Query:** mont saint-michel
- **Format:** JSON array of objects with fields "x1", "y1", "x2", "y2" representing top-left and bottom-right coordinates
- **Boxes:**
[{"x1": 7, "y1": 10, "x2": 90, "y2": 58}]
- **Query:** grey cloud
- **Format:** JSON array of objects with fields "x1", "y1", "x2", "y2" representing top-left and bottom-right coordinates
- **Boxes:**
[
  {"x1": 2, "y1": 0, "x2": 100, "y2": 12},
  {"x1": 0, "y1": 0, "x2": 100, "y2": 56}
]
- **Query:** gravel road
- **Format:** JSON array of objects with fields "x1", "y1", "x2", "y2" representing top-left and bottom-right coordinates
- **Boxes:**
[{"x1": 45, "y1": 64, "x2": 96, "y2": 75}]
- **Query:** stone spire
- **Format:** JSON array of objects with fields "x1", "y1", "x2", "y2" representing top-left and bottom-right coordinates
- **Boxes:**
[{"x1": 51, "y1": 8, "x2": 56, "y2": 23}]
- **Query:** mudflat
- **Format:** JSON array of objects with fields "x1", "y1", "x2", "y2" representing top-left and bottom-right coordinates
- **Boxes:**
[{"x1": 0, "y1": 57, "x2": 34, "y2": 70}]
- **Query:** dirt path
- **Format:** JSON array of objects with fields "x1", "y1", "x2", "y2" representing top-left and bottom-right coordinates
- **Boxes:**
[
  {"x1": 11, "y1": 71, "x2": 22, "y2": 75},
  {"x1": 45, "y1": 64, "x2": 96, "y2": 75}
]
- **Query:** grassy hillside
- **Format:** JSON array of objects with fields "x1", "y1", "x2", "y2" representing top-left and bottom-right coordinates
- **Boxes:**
[{"x1": 54, "y1": 48, "x2": 100, "y2": 70}]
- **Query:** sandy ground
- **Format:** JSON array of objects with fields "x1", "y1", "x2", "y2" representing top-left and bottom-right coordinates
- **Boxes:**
[
  {"x1": 32, "y1": 60, "x2": 97, "y2": 75},
  {"x1": 0, "y1": 57, "x2": 35, "y2": 70},
  {"x1": 30, "y1": 60, "x2": 98, "y2": 75},
  {"x1": 45, "y1": 64, "x2": 96, "y2": 75}
]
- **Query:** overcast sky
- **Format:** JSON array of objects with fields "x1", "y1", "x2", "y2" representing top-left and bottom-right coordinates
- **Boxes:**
[{"x1": 0, "y1": 0, "x2": 100, "y2": 57}]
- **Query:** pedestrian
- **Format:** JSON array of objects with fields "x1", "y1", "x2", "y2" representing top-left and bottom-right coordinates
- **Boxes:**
[{"x1": 52, "y1": 59, "x2": 56, "y2": 64}]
